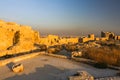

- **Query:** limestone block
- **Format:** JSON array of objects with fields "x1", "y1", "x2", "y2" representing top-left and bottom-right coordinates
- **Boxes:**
[
  {"x1": 69, "y1": 71, "x2": 94, "y2": 80},
  {"x1": 12, "y1": 63, "x2": 24, "y2": 73}
]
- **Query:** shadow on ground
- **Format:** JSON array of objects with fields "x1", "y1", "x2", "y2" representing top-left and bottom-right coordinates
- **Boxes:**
[
  {"x1": 6, "y1": 62, "x2": 15, "y2": 71},
  {"x1": 4, "y1": 64, "x2": 70, "y2": 80},
  {"x1": 57, "y1": 49, "x2": 71, "y2": 58}
]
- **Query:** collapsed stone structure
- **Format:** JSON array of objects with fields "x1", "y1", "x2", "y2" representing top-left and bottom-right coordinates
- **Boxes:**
[
  {"x1": 101, "y1": 31, "x2": 115, "y2": 39},
  {"x1": 39, "y1": 35, "x2": 59, "y2": 46},
  {"x1": 79, "y1": 31, "x2": 120, "y2": 43},
  {"x1": 0, "y1": 20, "x2": 40, "y2": 57},
  {"x1": 101, "y1": 31, "x2": 120, "y2": 40},
  {"x1": 79, "y1": 34, "x2": 95, "y2": 43},
  {"x1": 39, "y1": 35, "x2": 79, "y2": 46}
]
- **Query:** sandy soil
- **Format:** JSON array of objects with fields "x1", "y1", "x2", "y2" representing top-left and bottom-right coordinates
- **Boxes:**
[{"x1": 0, "y1": 54, "x2": 119, "y2": 80}]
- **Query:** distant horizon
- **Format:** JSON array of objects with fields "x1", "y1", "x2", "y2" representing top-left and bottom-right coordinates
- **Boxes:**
[
  {"x1": 0, "y1": 0, "x2": 120, "y2": 36},
  {"x1": 36, "y1": 29, "x2": 120, "y2": 37},
  {"x1": 1, "y1": 19, "x2": 120, "y2": 37}
]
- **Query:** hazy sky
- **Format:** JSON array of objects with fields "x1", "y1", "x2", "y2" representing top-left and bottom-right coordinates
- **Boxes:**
[{"x1": 0, "y1": 0, "x2": 120, "y2": 36}]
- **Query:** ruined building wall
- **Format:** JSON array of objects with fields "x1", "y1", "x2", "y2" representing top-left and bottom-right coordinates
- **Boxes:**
[
  {"x1": 0, "y1": 20, "x2": 40, "y2": 56},
  {"x1": 39, "y1": 35, "x2": 79, "y2": 46},
  {"x1": 79, "y1": 34, "x2": 95, "y2": 43},
  {"x1": 101, "y1": 31, "x2": 115, "y2": 39}
]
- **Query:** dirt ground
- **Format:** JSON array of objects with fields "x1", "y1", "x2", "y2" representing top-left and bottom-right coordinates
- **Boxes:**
[{"x1": 0, "y1": 54, "x2": 119, "y2": 80}]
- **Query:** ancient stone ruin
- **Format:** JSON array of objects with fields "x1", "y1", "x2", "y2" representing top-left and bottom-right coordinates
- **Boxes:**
[
  {"x1": 12, "y1": 63, "x2": 24, "y2": 73},
  {"x1": 68, "y1": 71, "x2": 94, "y2": 80},
  {"x1": 0, "y1": 20, "x2": 40, "y2": 57}
]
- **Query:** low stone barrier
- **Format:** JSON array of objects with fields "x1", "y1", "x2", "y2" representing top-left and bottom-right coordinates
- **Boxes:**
[
  {"x1": 95, "y1": 76, "x2": 120, "y2": 80},
  {"x1": 72, "y1": 57, "x2": 120, "y2": 70},
  {"x1": 108, "y1": 65, "x2": 120, "y2": 70},
  {"x1": 0, "y1": 51, "x2": 45, "y2": 66},
  {"x1": 46, "y1": 53, "x2": 67, "y2": 59},
  {"x1": 71, "y1": 57, "x2": 95, "y2": 63}
]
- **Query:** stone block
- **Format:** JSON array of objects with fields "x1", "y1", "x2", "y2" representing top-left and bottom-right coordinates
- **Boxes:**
[
  {"x1": 12, "y1": 63, "x2": 24, "y2": 73},
  {"x1": 69, "y1": 71, "x2": 94, "y2": 80}
]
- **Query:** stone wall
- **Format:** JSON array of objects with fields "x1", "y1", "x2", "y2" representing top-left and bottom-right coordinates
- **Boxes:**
[
  {"x1": 101, "y1": 31, "x2": 115, "y2": 39},
  {"x1": 79, "y1": 34, "x2": 95, "y2": 43},
  {"x1": 0, "y1": 52, "x2": 45, "y2": 66},
  {"x1": 39, "y1": 35, "x2": 59, "y2": 46},
  {"x1": 0, "y1": 20, "x2": 40, "y2": 57},
  {"x1": 39, "y1": 35, "x2": 79, "y2": 46}
]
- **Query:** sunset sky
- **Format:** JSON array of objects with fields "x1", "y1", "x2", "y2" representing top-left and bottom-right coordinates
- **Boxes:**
[{"x1": 0, "y1": 0, "x2": 120, "y2": 36}]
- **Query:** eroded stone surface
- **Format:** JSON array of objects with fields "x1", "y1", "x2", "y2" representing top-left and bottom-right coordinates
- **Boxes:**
[{"x1": 0, "y1": 20, "x2": 40, "y2": 56}]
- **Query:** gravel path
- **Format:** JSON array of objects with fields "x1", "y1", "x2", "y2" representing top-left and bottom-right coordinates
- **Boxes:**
[{"x1": 0, "y1": 55, "x2": 119, "y2": 80}]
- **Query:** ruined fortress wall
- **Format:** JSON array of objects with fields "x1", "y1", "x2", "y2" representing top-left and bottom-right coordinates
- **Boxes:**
[
  {"x1": 59, "y1": 38, "x2": 68, "y2": 44},
  {"x1": 80, "y1": 37, "x2": 89, "y2": 43},
  {"x1": 39, "y1": 35, "x2": 59, "y2": 46},
  {"x1": 0, "y1": 20, "x2": 40, "y2": 57},
  {"x1": 39, "y1": 36, "x2": 79, "y2": 46},
  {"x1": 0, "y1": 28, "x2": 14, "y2": 50},
  {"x1": 101, "y1": 31, "x2": 115, "y2": 39},
  {"x1": 67, "y1": 38, "x2": 79, "y2": 44},
  {"x1": 79, "y1": 34, "x2": 95, "y2": 43}
]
